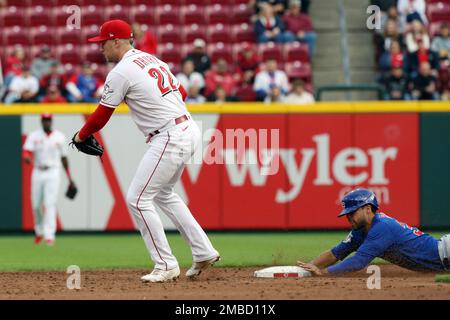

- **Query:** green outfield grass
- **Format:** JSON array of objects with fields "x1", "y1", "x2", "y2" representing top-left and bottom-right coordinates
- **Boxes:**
[
  {"x1": 435, "y1": 275, "x2": 450, "y2": 283},
  {"x1": 0, "y1": 231, "x2": 447, "y2": 272}
]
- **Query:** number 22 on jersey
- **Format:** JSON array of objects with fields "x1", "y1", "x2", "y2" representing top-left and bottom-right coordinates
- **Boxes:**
[{"x1": 148, "y1": 65, "x2": 180, "y2": 97}]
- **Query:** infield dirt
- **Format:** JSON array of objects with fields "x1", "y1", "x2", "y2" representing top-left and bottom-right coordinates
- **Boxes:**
[{"x1": 1, "y1": 265, "x2": 449, "y2": 300}]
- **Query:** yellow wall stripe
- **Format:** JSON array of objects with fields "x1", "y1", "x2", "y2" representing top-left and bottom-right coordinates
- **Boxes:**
[{"x1": 1, "y1": 101, "x2": 450, "y2": 114}]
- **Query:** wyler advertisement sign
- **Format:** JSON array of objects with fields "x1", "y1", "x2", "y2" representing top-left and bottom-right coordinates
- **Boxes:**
[{"x1": 182, "y1": 114, "x2": 419, "y2": 230}]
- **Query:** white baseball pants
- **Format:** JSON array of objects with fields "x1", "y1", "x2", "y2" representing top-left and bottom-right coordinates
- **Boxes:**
[
  {"x1": 126, "y1": 118, "x2": 217, "y2": 271},
  {"x1": 31, "y1": 167, "x2": 60, "y2": 241}
]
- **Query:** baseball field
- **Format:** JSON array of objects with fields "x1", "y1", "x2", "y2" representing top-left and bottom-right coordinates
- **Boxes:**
[{"x1": 1, "y1": 231, "x2": 449, "y2": 300}]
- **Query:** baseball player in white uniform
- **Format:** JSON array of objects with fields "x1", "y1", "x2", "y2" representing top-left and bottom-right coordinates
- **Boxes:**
[
  {"x1": 23, "y1": 113, "x2": 76, "y2": 245},
  {"x1": 73, "y1": 20, "x2": 220, "y2": 283}
]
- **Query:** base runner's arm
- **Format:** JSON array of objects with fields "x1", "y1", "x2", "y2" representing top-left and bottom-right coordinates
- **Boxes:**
[{"x1": 311, "y1": 250, "x2": 339, "y2": 268}]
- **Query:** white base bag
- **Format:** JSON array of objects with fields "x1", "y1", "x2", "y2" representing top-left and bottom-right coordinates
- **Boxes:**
[{"x1": 254, "y1": 266, "x2": 312, "y2": 278}]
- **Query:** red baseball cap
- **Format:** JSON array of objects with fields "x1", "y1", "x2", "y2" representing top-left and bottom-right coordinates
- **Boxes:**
[
  {"x1": 88, "y1": 20, "x2": 133, "y2": 43},
  {"x1": 41, "y1": 112, "x2": 52, "y2": 120}
]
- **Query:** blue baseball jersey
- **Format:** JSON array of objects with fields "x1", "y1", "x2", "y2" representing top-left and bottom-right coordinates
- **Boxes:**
[{"x1": 328, "y1": 212, "x2": 444, "y2": 274}]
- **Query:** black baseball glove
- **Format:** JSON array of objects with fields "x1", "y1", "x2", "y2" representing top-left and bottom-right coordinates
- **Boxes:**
[
  {"x1": 65, "y1": 181, "x2": 78, "y2": 200},
  {"x1": 70, "y1": 133, "x2": 103, "y2": 157}
]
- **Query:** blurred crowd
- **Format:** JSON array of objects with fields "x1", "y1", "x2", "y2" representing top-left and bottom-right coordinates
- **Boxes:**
[
  {"x1": 0, "y1": 0, "x2": 316, "y2": 105},
  {"x1": 372, "y1": 0, "x2": 450, "y2": 100}
]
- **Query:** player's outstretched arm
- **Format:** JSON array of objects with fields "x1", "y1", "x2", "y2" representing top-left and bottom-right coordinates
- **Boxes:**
[{"x1": 310, "y1": 250, "x2": 339, "y2": 268}]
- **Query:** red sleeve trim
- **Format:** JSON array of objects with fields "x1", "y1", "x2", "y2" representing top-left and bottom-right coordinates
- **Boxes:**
[
  {"x1": 178, "y1": 84, "x2": 187, "y2": 101},
  {"x1": 79, "y1": 104, "x2": 115, "y2": 140},
  {"x1": 23, "y1": 150, "x2": 32, "y2": 158}
]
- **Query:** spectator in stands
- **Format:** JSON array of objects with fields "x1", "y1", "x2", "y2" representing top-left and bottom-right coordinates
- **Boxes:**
[
  {"x1": 211, "y1": 85, "x2": 238, "y2": 103},
  {"x1": 405, "y1": 39, "x2": 439, "y2": 78},
  {"x1": 132, "y1": 23, "x2": 158, "y2": 55},
  {"x1": 30, "y1": 46, "x2": 59, "y2": 80},
  {"x1": 183, "y1": 39, "x2": 212, "y2": 75},
  {"x1": 204, "y1": 59, "x2": 239, "y2": 99},
  {"x1": 39, "y1": 61, "x2": 67, "y2": 101},
  {"x1": 410, "y1": 61, "x2": 439, "y2": 100},
  {"x1": 41, "y1": 85, "x2": 67, "y2": 103},
  {"x1": 431, "y1": 23, "x2": 450, "y2": 63},
  {"x1": 185, "y1": 84, "x2": 206, "y2": 104},
  {"x1": 385, "y1": 66, "x2": 410, "y2": 100},
  {"x1": 176, "y1": 59, "x2": 205, "y2": 93},
  {"x1": 66, "y1": 62, "x2": 103, "y2": 103},
  {"x1": 251, "y1": 0, "x2": 289, "y2": 16},
  {"x1": 379, "y1": 40, "x2": 405, "y2": 73},
  {"x1": 397, "y1": 0, "x2": 427, "y2": 26},
  {"x1": 236, "y1": 43, "x2": 261, "y2": 87},
  {"x1": 254, "y1": 3, "x2": 296, "y2": 43},
  {"x1": 376, "y1": 19, "x2": 404, "y2": 54},
  {"x1": 254, "y1": 58, "x2": 290, "y2": 101},
  {"x1": 4, "y1": 65, "x2": 39, "y2": 104},
  {"x1": 4, "y1": 45, "x2": 25, "y2": 88},
  {"x1": 405, "y1": 20, "x2": 430, "y2": 53},
  {"x1": 283, "y1": 0, "x2": 317, "y2": 57},
  {"x1": 284, "y1": 78, "x2": 315, "y2": 104},
  {"x1": 371, "y1": 0, "x2": 398, "y2": 13},
  {"x1": 264, "y1": 86, "x2": 285, "y2": 103}
]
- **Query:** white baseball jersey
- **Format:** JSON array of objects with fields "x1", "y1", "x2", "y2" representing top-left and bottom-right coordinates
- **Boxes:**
[
  {"x1": 100, "y1": 49, "x2": 187, "y2": 135},
  {"x1": 23, "y1": 130, "x2": 68, "y2": 169}
]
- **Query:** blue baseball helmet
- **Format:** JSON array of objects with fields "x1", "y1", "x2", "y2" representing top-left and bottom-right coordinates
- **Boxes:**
[{"x1": 338, "y1": 188, "x2": 379, "y2": 217}]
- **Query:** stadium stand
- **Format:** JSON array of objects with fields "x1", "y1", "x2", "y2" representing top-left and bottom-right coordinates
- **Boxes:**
[{"x1": 0, "y1": 0, "x2": 315, "y2": 103}]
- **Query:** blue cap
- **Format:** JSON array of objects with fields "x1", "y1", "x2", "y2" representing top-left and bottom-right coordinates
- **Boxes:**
[{"x1": 338, "y1": 188, "x2": 379, "y2": 217}]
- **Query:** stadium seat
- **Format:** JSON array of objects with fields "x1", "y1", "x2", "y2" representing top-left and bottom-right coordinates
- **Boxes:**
[
  {"x1": 210, "y1": 0, "x2": 231, "y2": 5},
  {"x1": 30, "y1": 26, "x2": 56, "y2": 45},
  {"x1": 56, "y1": 27, "x2": 83, "y2": 45},
  {"x1": 55, "y1": 0, "x2": 82, "y2": 5},
  {"x1": 234, "y1": 85, "x2": 257, "y2": 102},
  {"x1": 158, "y1": 0, "x2": 185, "y2": 5},
  {"x1": 134, "y1": 0, "x2": 159, "y2": 5},
  {"x1": 208, "y1": 24, "x2": 233, "y2": 43},
  {"x1": 91, "y1": 63, "x2": 108, "y2": 79},
  {"x1": 258, "y1": 43, "x2": 283, "y2": 63},
  {"x1": 3, "y1": 7, "x2": 27, "y2": 27},
  {"x1": 156, "y1": 5, "x2": 182, "y2": 25},
  {"x1": 158, "y1": 24, "x2": 183, "y2": 44},
  {"x1": 29, "y1": 0, "x2": 55, "y2": 7},
  {"x1": 81, "y1": 25, "x2": 101, "y2": 43},
  {"x1": 207, "y1": 42, "x2": 233, "y2": 63},
  {"x1": 182, "y1": 5, "x2": 207, "y2": 25},
  {"x1": 81, "y1": 5, "x2": 105, "y2": 27},
  {"x1": 284, "y1": 61, "x2": 312, "y2": 81},
  {"x1": 56, "y1": 44, "x2": 82, "y2": 65},
  {"x1": 205, "y1": 4, "x2": 231, "y2": 25},
  {"x1": 230, "y1": 4, "x2": 253, "y2": 24},
  {"x1": 184, "y1": 24, "x2": 207, "y2": 43},
  {"x1": 4, "y1": 27, "x2": 30, "y2": 46},
  {"x1": 81, "y1": 0, "x2": 108, "y2": 6},
  {"x1": 427, "y1": 3, "x2": 450, "y2": 22},
  {"x1": 108, "y1": 0, "x2": 132, "y2": 5},
  {"x1": 181, "y1": 43, "x2": 195, "y2": 57},
  {"x1": 429, "y1": 22, "x2": 446, "y2": 37},
  {"x1": 28, "y1": 6, "x2": 53, "y2": 27},
  {"x1": 105, "y1": 5, "x2": 130, "y2": 22},
  {"x1": 283, "y1": 42, "x2": 309, "y2": 62},
  {"x1": 232, "y1": 23, "x2": 255, "y2": 43},
  {"x1": 82, "y1": 44, "x2": 105, "y2": 64},
  {"x1": 4, "y1": 0, "x2": 30, "y2": 7},
  {"x1": 157, "y1": 43, "x2": 183, "y2": 65},
  {"x1": 130, "y1": 5, "x2": 158, "y2": 26}
]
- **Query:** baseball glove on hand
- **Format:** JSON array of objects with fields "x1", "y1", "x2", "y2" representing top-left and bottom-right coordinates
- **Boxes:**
[
  {"x1": 65, "y1": 181, "x2": 78, "y2": 200},
  {"x1": 70, "y1": 133, "x2": 103, "y2": 157}
]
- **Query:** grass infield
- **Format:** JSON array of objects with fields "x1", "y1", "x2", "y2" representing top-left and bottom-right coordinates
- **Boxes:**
[{"x1": 0, "y1": 231, "x2": 447, "y2": 272}]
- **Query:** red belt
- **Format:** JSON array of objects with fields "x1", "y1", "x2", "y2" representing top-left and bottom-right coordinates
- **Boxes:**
[{"x1": 148, "y1": 115, "x2": 189, "y2": 138}]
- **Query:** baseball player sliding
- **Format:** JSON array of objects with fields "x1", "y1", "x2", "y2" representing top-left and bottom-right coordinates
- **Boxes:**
[
  {"x1": 298, "y1": 188, "x2": 450, "y2": 275},
  {"x1": 23, "y1": 113, "x2": 76, "y2": 245},
  {"x1": 71, "y1": 20, "x2": 220, "y2": 283}
]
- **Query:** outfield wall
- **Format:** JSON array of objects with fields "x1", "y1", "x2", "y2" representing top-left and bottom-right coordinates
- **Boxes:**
[{"x1": 1, "y1": 101, "x2": 449, "y2": 231}]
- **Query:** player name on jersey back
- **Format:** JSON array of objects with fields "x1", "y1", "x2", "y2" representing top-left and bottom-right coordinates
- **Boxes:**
[{"x1": 101, "y1": 49, "x2": 187, "y2": 136}]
